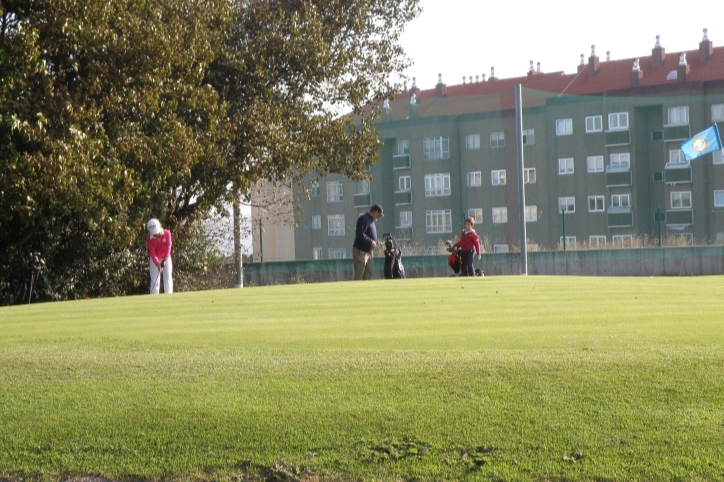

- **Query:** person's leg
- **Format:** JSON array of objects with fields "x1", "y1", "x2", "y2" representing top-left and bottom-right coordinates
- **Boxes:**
[
  {"x1": 462, "y1": 250, "x2": 474, "y2": 276},
  {"x1": 149, "y1": 259, "x2": 161, "y2": 294},
  {"x1": 363, "y1": 253, "x2": 373, "y2": 280},
  {"x1": 353, "y1": 248, "x2": 367, "y2": 280},
  {"x1": 163, "y1": 257, "x2": 173, "y2": 294}
]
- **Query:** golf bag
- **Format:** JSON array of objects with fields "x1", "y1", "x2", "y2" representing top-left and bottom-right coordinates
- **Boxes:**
[
  {"x1": 383, "y1": 234, "x2": 406, "y2": 279},
  {"x1": 446, "y1": 240, "x2": 484, "y2": 277}
]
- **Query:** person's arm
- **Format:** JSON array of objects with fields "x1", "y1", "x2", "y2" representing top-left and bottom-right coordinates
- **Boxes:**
[
  {"x1": 161, "y1": 230, "x2": 173, "y2": 259},
  {"x1": 474, "y1": 232, "x2": 482, "y2": 257}
]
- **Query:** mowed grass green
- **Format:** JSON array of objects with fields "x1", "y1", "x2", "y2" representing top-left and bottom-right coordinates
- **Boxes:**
[{"x1": 1, "y1": 275, "x2": 723, "y2": 481}]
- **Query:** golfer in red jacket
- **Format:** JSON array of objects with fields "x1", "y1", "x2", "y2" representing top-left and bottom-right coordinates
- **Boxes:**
[
  {"x1": 452, "y1": 217, "x2": 481, "y2": 276},
  {"x1": 146, "y1": 218, "x2": 173, "y2": 294}
]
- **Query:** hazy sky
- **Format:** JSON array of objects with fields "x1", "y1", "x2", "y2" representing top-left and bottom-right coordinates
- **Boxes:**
[{"x1": 400, "y1": 0, "x2": 719, "y2": 89}]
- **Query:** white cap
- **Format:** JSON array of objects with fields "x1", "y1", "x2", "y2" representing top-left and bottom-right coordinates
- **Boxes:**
[{"x1": 147, "y1": 218, "x2": 163, "y2": 236}]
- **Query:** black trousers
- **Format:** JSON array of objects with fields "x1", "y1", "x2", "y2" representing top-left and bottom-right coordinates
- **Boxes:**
[{"x1": 460, "y1": 249, "x2": 475, "y2": 276}]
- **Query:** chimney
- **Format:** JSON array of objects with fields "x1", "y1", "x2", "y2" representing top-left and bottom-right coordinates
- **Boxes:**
[
  {"x1": 578, "y1": 54, "x2": 586, "y2": 73},
  {"x1": 677, "y1": 52, "x2": 690, "y2": 82},
  {"x1": 606, "y1": 51, "x2": 611, "y2": 61},
  {"x1": 537, "y1": 62, "x2": 542, "y2": 73},
  {"x1": 630, "y1": 58, "x2": 643, "y2": 88},
  {"x1": 462, "y1": 76, "x2": 466, "y2": 85},
  {"x1": 588, "y1": 44, "x2": 600, "y2": 76},
  {"x1": 699, "y1": 28, "x2": 713, "y2": 60},
  {"x1": 408, "y1": 76, "x2": 419, "y2": 98},
  {"x1": 408, "y1": 92, "x2": 419, "y2": 118},
  {"x1": 652, "y1": 35, "x2": 665, "y2": 67},
  {"x1": 381, "y1": 99, "x2": 392, "y2": 122},
  {"x1": 435, "y1": 73, "x2": 447, "y2": 97},
  {"x1": 528, "y1": 60, "x2": 542, "y2": 77},
  {"x1": 481, "y1": 73, "x2": 486, "y2": 82},
  {"x1": 488, "y1": 66, "x2": 497, "y2": 81}
]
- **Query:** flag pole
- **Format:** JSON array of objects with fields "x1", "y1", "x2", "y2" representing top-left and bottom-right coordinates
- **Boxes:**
[{"x1": 515, "y1": 84, "x2": 528, "y2": 275}]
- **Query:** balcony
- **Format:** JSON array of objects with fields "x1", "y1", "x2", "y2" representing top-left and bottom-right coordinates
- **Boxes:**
[
  {"x1": 607, "y1": 207, "x2": 633, "y2": 227},
  {"x1": 605, "y1": 130, "x2": 630, "y2": 146},
  {"x1": 392, "y1": 154, "x2": 411, "y2": 170},
  {"x1": 666, "y1": 209, "x2": 693, "y2": 226},
  {"x1": 664, "y1": 163, "x2": 692, "y2": 184},
  {"x1": 663, "y1": 124, "x2": 690, "y2": 142},
  {"x1": 394, "y1": 190, "x2": 412, "y2": 205},
  {"x1": 606, "y1": 169, "x2": 632, "y2": 187},
  {"x1": 353, "y1": 192, "x2": 371, "y2": 208}
]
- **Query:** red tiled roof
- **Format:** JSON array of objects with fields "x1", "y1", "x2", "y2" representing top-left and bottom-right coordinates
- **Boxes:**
[{"x1": 381, "y1": 44, "x2": 724, "y2": 121}]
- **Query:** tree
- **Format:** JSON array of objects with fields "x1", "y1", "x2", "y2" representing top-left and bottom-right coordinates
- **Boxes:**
[{"x1": 0, "y1": 0, "x2": 420, "y2": 303}]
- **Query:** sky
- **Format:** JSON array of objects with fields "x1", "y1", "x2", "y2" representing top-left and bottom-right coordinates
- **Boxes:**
[{"x1": 399, "y1": 0, "x2": 720, "y2": 90}]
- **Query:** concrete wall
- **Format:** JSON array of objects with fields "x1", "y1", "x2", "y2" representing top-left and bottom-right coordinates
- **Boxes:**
[{"x1": 243, "y1": 246, "x2": 724, "y2": 286}]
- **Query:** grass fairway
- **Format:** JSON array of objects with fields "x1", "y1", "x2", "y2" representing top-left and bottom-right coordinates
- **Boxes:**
[{"x1": 1, "y1": 275, "x2": 723, "y2": 481}]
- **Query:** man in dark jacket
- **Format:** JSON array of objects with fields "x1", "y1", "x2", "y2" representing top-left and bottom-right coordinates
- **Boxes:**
[{"x1": 353, "y1": 204, "x2": 384, "y2": 280}]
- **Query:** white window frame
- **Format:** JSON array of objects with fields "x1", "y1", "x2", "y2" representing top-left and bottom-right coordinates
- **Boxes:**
[
  {"x1": 714, "y1": 190, "x2": 724, "y2": 208},
  {"x1": 667, "y1": 106, "x2": 689, "y2": 125},
  {"x1": 609, "y1": 153, "x2": 630, "y2": 171},
  {"x1": 467, "y1": 171, "x2": 482, "y2": 187},
  {"x1": 327, "y1": 214, "x2": 345, "y2": 236},
  {"x1": 423, "y1": 136, "x2": 450, "y2": 160},
  {"x1": 399, "y1": 211, "x2": 412, "y2": 227},
  {"x1": 311, "y1": 215, "x2": 321, "y2": 230},
  {"x1": 357, "y1": 179, "x2": 370, "y2": 194},
  {"x1": 492, "y1": 207, "x2": 508, "y2": 224},
  {"x1": 326, "y1": 181, "x2": 344, "y2": 202},
  {"x1": 425, "y1": 173, "x2": 451, "y2": 196},
  {"x1": 398, "y1": 176, "x2": 411, "y2": 192},
  {"x1": 491, "y1": 169, "x2": 506, "y2": 186},
  {"x1": 612, "y1": 235, "x2": 633, "y2": 247},
  {"x1": 525, "y1": 205, "x2": 537, "y2": 222},
  {"x1": 490, "y1": 131, "x2": 505, "y2": 148},
  {"x1": 611, "y1": 194, "x2": 630, "y2": 208},
  {"x1": 585, "y1": 115, "x2": 602, "y2": 133},
  {"x1": 712, "y1": 104, "x2": 724, "y2": 122},
  {"x1": 397, "y1": 139, "x2": 410, "y2": 155},
  {"x1": 589, "y1": 235, "x2": 606, "y2": 248},
  {"x1": 559, "y1": 197, "x2": 575, "y2": 213},
  {"x1": 558, "y1": 158, "x2": 574, "y2": 175},
  {"x1": 328, "y1": 248, "x2": 347, "y2": 259},
  {"x1": 714, "y1": 150, "x2": 724, "y2": 165},
  {"x1": 465, "y1": 134, "x2": 480, "y2": 150},
  {"x1": 425, "y1": 209, "x2": 452, "y2": 233},
  {"x1": 310, "y1": 182, "x2": 320, "y2": 197},
  {"x1": 312, "y1": 247, "x2": 323, "y2": 260},
  {"x1": 468, "y1": 208, "x2": 483, "y2": 223},
  {"x1": 588, "y1": 195, "x2": 605, "y2": 212},
  {"x1": 668, "y1": 149, "x2": 686, "y2": 165},
  {"x1": 587, "y1": 155, "x2": 604, "y2": 173},
  {"x1": 523, "y1": 129, "x2": 535, "y2": 145},
  {"x1": 556, "y1": 118, "x2": 573, "y2": 136},
  {"x1": 608, "y1": 112, "x2": 629, "y2": 131},
  {"x1": 670, "y1": 191, "x2": 692, "y2": 209},
  {"x1": 560, "y1": 236, "x2": 577, "y2": 248},
  {"x1": 524, "y1": 168, "x2": 536, "y2": 184}
]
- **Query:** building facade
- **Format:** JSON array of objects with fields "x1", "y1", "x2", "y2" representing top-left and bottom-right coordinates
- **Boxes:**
[{"x1": 288, "y1": 32, "x2": 724, "y2": 261}]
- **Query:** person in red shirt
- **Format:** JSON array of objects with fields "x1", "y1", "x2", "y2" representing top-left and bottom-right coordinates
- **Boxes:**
[
  {"x1": 146, "y1": 218, "x2": 173, "y2": 294},
  {"x1": 452, "y1": 217, "x2": 482, "y2": 277}
]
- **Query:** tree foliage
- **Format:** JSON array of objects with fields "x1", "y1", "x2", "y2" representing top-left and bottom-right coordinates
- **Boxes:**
[{"x1": 0, "y1": 0, "x2": 420, "y2": 303}]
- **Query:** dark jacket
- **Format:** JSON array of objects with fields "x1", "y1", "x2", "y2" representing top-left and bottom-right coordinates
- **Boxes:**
[{"x1": 353, "y1": 212, "x2": 378, "y2": 253}]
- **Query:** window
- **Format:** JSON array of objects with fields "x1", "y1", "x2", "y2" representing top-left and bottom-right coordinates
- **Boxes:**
[
  {"x1": 713, "y1": 104, "x2": 724, "y2": 122},
  {"x1": 467, "y1": 171, "x2": 482, "y2": 187},
  {"x1": 312, "y1": 247, "x2": 322, "y2": 260},
  {"x1": 668, "y1": 149, "x2": 686, "y2": 165},
  {"x1": 423, "y1": 136, "x2": 450, "y2": 160},
  {"x1": 465, "y1": 134, "x2": 480, "y2": 150},
  {"x1": 558, "y1": 158, "x2": 574, "y2": 174},
  {"x1": 667, "y1": 106, "x2": 689, "y2": 125},
  {"x1": 608, "y1": 112, "x2": 629, "y2": 130},
  {"x1": 556, "y1": 118, "x2": 573, "y2": 135},
  {"x1": 491, "y1": 170, "x2": 506, "y2": 186},
  {"x1": 671, "y1": 191, "x2": 692, "y2": 209},
  {"x1": 398, "y1": 176, "x2": 411, "y2": 192},
  {"x1": 363, "y1": 162, "x2": 371, "y2": 173},
  {"x1": 559, "y1": 236, "x2": 577, "y2": 248},
  {"x1": 525, "y1": 205, "x2": 537, "y2": 222},
  {"x1": 523, "y1": 129, "x2": 535, "y2": 145},
  {"x1": 559, "y1": 197, "x2": 575, "y2": 213},
  {"x1": 425, "y1": 173, "x2": 451, "y2": 196},
  {"x1": 310, "y1": 182, "x2": 320, "y2": 197},
  {"x1": 357, "y1": 179, "x2": 370, "y2": 194},
  {"x1": 589, "y1": 235, "x2": 606, "y2": 248},
  {"x1": 399, "y1": 211, "x2": 412, "y2": 227},
  {"x1": 609, "y1": 153, "x2": 630, "y2": 170},
  {"x1": 611, "y1": 194, "x2": 630, "y2": 208},
  {"x1": 671, "y1": 233, "x2": 693, "y2": 245},
  {"x1": 493, "y1": 245, "x2": 509, "y2": 253},
  {"x1": 326, "y1": 181, "x2": 344, "y2": 202},
  {"x1": 585, "y1": 115, "x2": 602, "y2": 133},
  {"x1": 714, "y1": 150, "x2": 724, "y2": 165},
  {"x1": 490, "y1": 131, "x2": 505, "y2": 148},
  {"x1": 587, "y1": 156, "x2": 604, "y2": 172},
  {"x1": 612, "y1": 235, "x2": 633, "y2": 247},
  {"x1": 328, "y1": 248, "x2": 346, "y2": 259},
  {"x1": 524, "y1": 168, "x2": 536, "y2": 184},
  {"x1": 397, "y1": 139, "x2": 410, "y2": 155},
  {"x1": 327, "y1": 214, "x2": 345, "y2": 236},
  {"x1": 715, "y1": 190, "x2": 724, "y2": 207},
  {"x1": 426, "y1": 210, "x2": 452, "y2": 233},
  {"x1": 468, "y1": 208, "x2": 483, "y2": 223},
  {"x1": 492, "y1": 207, "x2": 508, "y2": 223},
  {"x1": 588, "y1": 196, "x2": 605, "y2": 212},
  {"x1": 311, "y1": 215, "x2": 321, "y2": 229}
]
